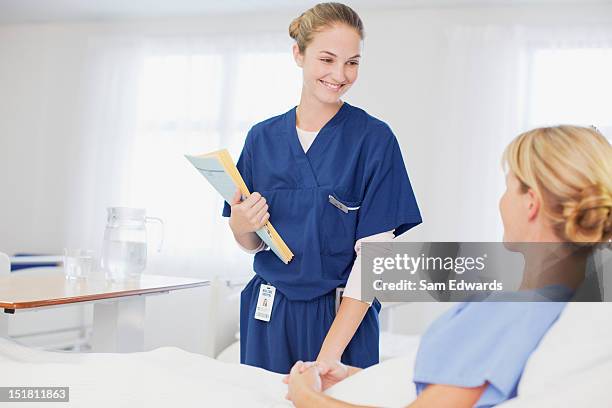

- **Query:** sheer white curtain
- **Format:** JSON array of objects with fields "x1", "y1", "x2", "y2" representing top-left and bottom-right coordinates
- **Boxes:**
[
  {"x1": 429, "y1": 23, "x2": 612, "y2": 242},
  {"x1": 64, "y1": 37, "x2": 145, "y2": 257},
  {"x1": 427, "y1": 26, "x2": 528, "y2": 242},
  {"x1": 66, "y1": 32, "x2": 301, "y2": 279}
]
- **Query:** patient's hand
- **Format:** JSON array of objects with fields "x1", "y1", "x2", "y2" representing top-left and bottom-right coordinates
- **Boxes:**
[
  {"x1": 283, "y1": 360, "x2": 350, "y2": 391},
  {"x1": 286, "y1": 361, "x2": 322, "y2": 405}
]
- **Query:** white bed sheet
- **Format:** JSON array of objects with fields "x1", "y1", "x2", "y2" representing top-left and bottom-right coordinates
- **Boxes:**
[
  {"x1": 0, "y1": 336, "x2": 420, "y2": 408},
  {"x1": 0, "y1": 337, "x2": 291, "y2": 408}
]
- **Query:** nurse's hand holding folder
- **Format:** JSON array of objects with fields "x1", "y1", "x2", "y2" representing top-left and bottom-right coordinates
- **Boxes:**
[
  {"x1": 185, "y1": 149, "x2": 293, "y2": 264},
  {"x1": 228, "y1": 190, "x2": 270, "y2": 251}
]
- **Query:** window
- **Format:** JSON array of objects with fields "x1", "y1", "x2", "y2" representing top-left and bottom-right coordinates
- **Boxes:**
[
  {"x1": 527, "y1": 48, "x2": 612, "y2": 137},
  {"x1": 127, "y1": 47, "x2": 301, "y2": 277},
  {"x1": 137, "y1": 50, "x2": 301, "y2": 154}
]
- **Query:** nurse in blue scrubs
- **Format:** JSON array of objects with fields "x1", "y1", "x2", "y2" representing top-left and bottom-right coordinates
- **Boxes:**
[{"x1": 222, "y1": 3, "x2": 422, "y2": 374}]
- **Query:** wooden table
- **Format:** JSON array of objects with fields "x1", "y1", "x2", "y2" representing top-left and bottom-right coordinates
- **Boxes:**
[{"x1": 0, "y1": 270, "x2": 209, "y2": 352}]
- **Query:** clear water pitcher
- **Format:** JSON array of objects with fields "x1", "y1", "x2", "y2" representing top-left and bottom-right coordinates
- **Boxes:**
[{"x1": 100, "y1": 207, "x2": 164, "y2": 281}]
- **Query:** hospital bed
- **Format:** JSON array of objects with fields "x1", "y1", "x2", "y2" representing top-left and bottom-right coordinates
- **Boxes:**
[{"x1": 1, "y1": 302, "x2": 610, "y2": 407}]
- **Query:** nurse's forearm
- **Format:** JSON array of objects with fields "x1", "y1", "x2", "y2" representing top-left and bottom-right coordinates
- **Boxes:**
[{"x1": 317, "y1": 297, "x2": 370, "y2": 361}]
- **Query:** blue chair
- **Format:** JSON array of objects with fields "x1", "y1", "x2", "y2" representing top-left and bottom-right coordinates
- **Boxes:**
[{"x1": 10, "y1": 253, "x2": 62, "y2": 272}]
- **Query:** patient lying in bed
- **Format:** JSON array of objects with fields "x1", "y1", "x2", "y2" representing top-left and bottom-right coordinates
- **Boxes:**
[
  {"x1": 283, "y1": 125, "x2": 612, "y2": 407},
  {"x1": 2, "y1": 302, "x2": 611, "y2": 408}
]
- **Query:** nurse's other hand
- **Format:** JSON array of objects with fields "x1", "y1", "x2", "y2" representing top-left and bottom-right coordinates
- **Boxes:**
[
  {"x1": 228, "y1": 190, "x2": 270, "y2": 236},
  {"x1": 286, "y1": 361, "x2": 322, "y2": 403},
  {"x1": 313, "y1": 360, "x2": 350, "y2": 390},
  {"x1": 282, "y1": 361, "x2": 316, "y2": 384}
]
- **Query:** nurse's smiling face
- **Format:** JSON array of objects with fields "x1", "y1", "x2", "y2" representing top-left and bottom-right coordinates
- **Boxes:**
[{"x1": 293, "y1": 23, "x2": 362, "y2": 105}]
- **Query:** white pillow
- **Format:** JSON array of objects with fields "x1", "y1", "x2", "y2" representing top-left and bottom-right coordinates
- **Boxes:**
[
  {"x1": 518, "y1": 302, "x2": 612, "y2": 395},
  {"x1": 498, "y1": 359, "x2": 612, "y2": 408}
]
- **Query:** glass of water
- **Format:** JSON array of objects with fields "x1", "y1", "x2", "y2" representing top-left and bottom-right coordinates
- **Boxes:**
[{"x1": 63, "y1": 249, "x2": 94, "y2": 280}]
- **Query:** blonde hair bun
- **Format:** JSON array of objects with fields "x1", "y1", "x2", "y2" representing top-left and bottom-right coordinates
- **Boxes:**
[
  {"x1": 288, "y1": 14, "x2": 303, "y2": 41},
  {"x1": 563, "y1": 183, "x2": 612, "y2": 244}
]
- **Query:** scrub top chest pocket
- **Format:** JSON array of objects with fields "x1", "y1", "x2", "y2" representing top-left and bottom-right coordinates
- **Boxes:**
[{"x1": 320, "y1": 190, "x2": 362, "y2": 256}]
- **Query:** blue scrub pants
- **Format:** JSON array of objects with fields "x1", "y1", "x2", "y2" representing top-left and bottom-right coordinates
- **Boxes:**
[{"x1": 240, "y1": 275, "x2": 381, "y2": 374}]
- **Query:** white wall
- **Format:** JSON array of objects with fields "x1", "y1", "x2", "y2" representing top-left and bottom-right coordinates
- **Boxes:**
[
  {"x1": 1, "y1": 3, "x2": 611, "y2": 346},
  {"x1": 3, "y1": 3, "x2": 612, "y2": 253}
]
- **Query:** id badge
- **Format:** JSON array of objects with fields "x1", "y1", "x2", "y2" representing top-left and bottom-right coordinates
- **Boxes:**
[{"x1": 254, "y1": 284, "x2": 276, "y2": 322}]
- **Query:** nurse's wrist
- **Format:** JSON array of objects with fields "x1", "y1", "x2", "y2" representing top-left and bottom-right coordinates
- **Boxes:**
[
  {"x1": 231, "y1": 228, "x2": 262, "y2": 251},
  {"x1": 316, "y1": 353, "x2": 342, "y2": 363},
  {"x1": 317, "y1": 343, "x2": 344, "y2": 362}
]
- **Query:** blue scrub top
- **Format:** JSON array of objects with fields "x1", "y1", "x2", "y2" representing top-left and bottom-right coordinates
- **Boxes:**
[
  {"x1": 222, "y1": 102, "x2": 422, "y2": 301},
  {"x1": 413, "y1": 287, "x2": 573, "y2": 407}
]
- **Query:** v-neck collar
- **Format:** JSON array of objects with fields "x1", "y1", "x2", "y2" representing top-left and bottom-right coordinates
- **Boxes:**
[
  {"x1": 287, "y1": 101, "x2": 350, "y2": 160},
  {"x1": 284, "y1": 101, "x2": 350, "y2": 188}
]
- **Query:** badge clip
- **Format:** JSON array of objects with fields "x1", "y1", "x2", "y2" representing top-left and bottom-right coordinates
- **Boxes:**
[{"x1": 328, "y1": 195, "x2": 360, "y2": 213}]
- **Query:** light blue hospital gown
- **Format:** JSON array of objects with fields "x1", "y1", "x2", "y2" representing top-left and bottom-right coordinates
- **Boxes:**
[{"x1": 413, "y1": 287, "x2": 573, "y2": 407}]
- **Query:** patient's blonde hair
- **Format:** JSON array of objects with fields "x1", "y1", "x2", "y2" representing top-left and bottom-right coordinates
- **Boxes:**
[
  {"x1": 503, "y1": 125, "x2": 612, "y2": 245},
  {"x1": 289, "y1": 2, "x2": 364, "y2": 53}
]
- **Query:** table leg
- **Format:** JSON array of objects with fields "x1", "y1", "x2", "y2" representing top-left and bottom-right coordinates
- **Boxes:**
[
  {"x1": 91, "y1": 296, "x2": 146, "y2": 352},
  {"x1": 0, "y1": 311, "x2": 8, "y2": 337}
]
